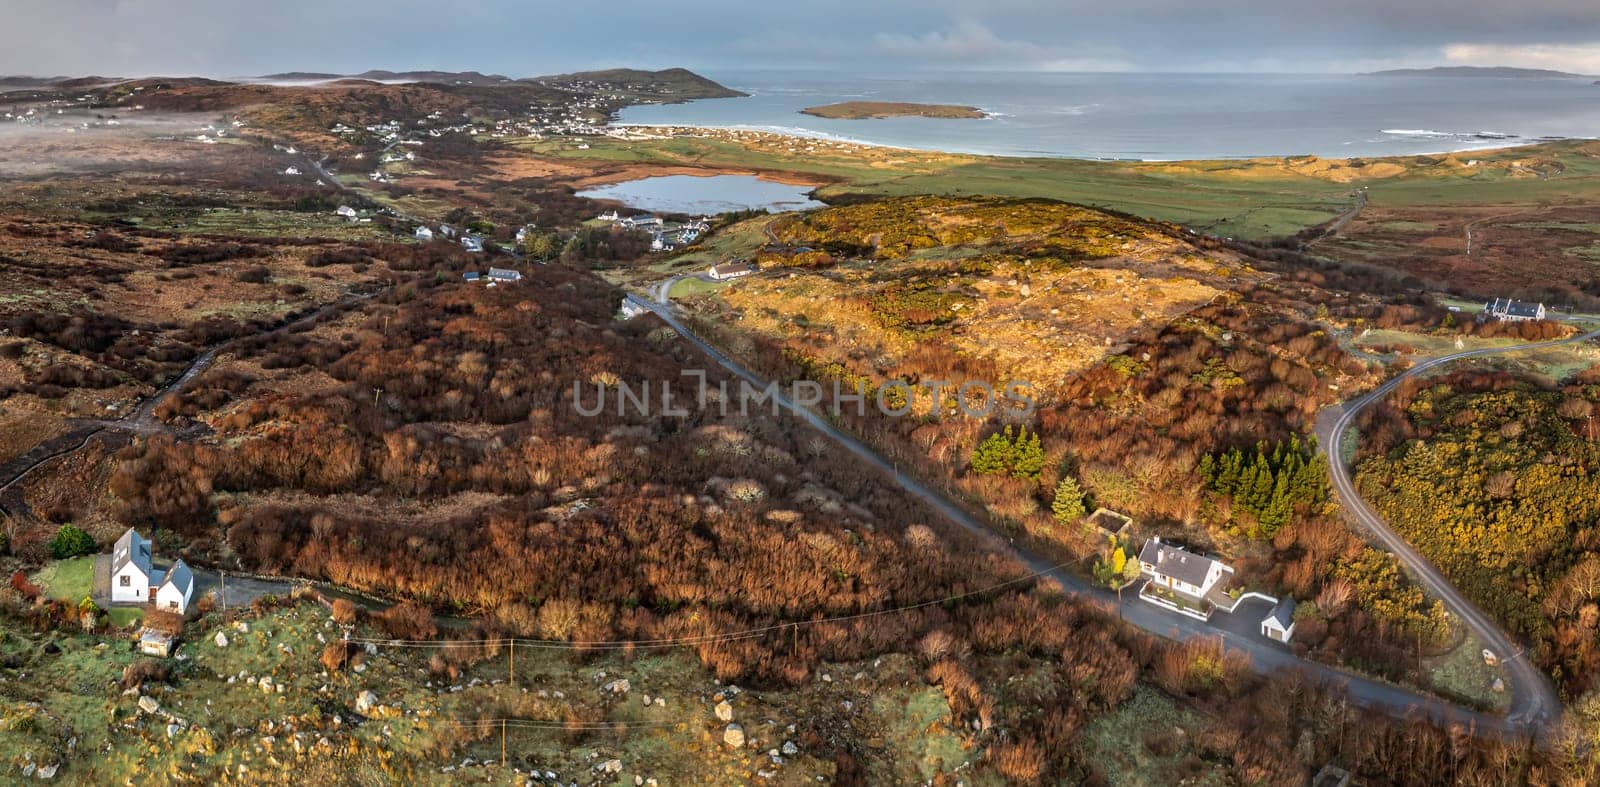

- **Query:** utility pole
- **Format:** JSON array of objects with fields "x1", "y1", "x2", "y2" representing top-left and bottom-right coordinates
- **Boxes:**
[
  {"x1": 501, "y1": 718, "x2": 507, "y2": 767},
  {"x1": 508, "y1": 639, "x2": 515, "y2": 688},
  {"x1": 372, "y1": 387, "x2": 383, "y2": 408},
  {"x1": 220, "y1": 571, "x2": 227, "y2": 613}
]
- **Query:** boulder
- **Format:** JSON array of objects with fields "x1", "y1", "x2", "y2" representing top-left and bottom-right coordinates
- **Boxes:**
[
  {"x1": 137, "y1": 696, "x2": 161, "y2": 715},
  {"x1": 355, "y1": 690, "x2": 378, "y2": 714},
  {"x1": 604, "y1": 679, "x2": 630, "y2": 695},
  {"x1": 602, "y1": 759, "x2": 623, "y2": 774},
  {"x1": 714, "y1": 700, "x2": 734, "y2": 722},
  {"x1": 781, "y1": 740, "x2": 799, "y2": 756},
  {"x1": 722, "y1": 723, "x2": 746, "y2": 748},
  {"x1": 214, "y1": 632, "x2": 229, "y2": 648}
]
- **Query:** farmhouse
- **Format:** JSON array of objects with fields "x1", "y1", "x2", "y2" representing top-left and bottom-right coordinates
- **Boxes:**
[
  {"x1": 487, "y1": 267, "x2": 522, "y2": 283},
  {"x1": 1260, "y1": 597, "x2": 1297, "y2": 643},
  {"x1": 460, "y1": 236, "x2": 484, "y2": 253},
  {"x1": 1483, "y1": 297, "x2": 1546, "y2": 322},
  {"x1": 1137, "y1": 537, "x2": 1232, "y2": 601},
  {"x1": 111, "y1": 528, "x2": 153, "y2": 605},
  {"x1": 109, "y1": 528, "x2": 197, "y2": 614},
  {"x1": 414, "y1": 226, "x2": 434, "y2": 241},
  {"x1": 708, "y1": 261, "x2": 756, "y2": 281}
]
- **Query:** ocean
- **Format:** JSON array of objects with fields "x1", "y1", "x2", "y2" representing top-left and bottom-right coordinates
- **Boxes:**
[{"x1": 616, "y1": 70, "x2": 1600, "y2": 161}]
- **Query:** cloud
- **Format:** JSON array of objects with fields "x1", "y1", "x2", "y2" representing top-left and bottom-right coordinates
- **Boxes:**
[
  {"x1": 1443, "y1": 42, "x2": 1600, "y2": 73},
  {"x1": 872, "y1": 18, "x2": 1130, "y2": 71}
]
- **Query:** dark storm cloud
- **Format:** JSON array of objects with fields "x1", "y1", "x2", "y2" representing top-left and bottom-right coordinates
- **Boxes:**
[{"x1": 2, "y1": 0, "x2": 1599, "y2": 76}]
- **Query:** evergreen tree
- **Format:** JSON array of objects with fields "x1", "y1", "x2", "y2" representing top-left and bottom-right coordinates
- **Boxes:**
[
  {"x1": 48, "y1": 524, "x2": 96, "y2": 560},
  {"x1": 1052, "y1": 476, "x2": 1088, "y2": 523}
]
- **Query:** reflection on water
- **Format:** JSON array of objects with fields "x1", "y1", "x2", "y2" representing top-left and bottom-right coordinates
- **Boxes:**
[{"x1": 576, "y1": 174, "x2": 824, "y2": 214}]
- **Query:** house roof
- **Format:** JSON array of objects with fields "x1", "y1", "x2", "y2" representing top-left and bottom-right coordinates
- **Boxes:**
[
  {"x1": 710, "y1": 262, "x2": 754, "y2": 276},
  {"x1": 1488, "y1": 297, "x2": 1543, "y2": 318},
  {"x1": 158, "y1": 559, "x2": 194, "y2": 594},
  {"x1": 112, "y1": 528, "x2": 151, "y2": 577},
  {"x1": 488, "y1": 267, "x2": 520, "y2": 279},
  {"x1": 1137, "y1": 539, "x2": 1221, "y2": 589},
  {"x1": 1264, "y1": 597, "x2": 1297, "y2": 630}
]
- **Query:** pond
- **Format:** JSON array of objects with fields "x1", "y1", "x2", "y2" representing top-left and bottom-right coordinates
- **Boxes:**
[{"x1": 575, "y1": 174, "x2": 824, "y2": 215}]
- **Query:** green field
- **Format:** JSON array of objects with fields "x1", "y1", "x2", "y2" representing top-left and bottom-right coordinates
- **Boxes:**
[{"x1": 514, "y1": 136, "x2": 1600, "y2": 243}]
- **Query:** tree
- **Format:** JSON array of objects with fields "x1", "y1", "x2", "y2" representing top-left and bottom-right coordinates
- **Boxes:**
[
  {"x1": 1122, "y1": 552, "x2": 1143, "y2": 585},
  {"x1": 970, "y1": 425, "x2": 1045, "y2": 480},
  {"x1": 48, "y1": 524, "x2": 96, "y2": 559},
  {"x1": 1051, "y1": 476, "x2": 1088, "y2": 523},
  {"x1": 521, "y1": 231, "x2": 560, "y2": 260}
]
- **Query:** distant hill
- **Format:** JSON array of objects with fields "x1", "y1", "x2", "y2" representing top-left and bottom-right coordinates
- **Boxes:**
[
  {"x1": 258, "y1": 72, "x2": 345, "y2": 81},
  {"x1": 1365, "y1": 66, "x2": 1588, "y2": 79},
  {"x1": 528, "y1": 67, "x2": 746, "y2": 99}
]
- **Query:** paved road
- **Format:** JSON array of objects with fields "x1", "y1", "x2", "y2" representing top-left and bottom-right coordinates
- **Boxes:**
[
  {"x1": 623, "y1": 293, "x2": 1526, "y2": 737},
  {"x1": 1316, "y1": 326, "x2": 1600, "y2": 734}
]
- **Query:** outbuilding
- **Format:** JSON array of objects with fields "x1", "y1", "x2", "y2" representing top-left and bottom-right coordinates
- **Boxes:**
[{"x1": 1261, "y1": 597, "x2": 1297, "y2": 643}]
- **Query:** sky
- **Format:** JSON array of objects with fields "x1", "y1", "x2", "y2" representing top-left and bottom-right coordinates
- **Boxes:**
[{"x1": 3, "y1": 0, "x2": 1600, "y2": 77}]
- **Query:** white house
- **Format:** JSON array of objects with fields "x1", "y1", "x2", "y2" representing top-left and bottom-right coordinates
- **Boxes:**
[
  {"x1": 111, "y1": 528, "x2": 153, "y2": 605},
  {"x1": 487, "y1": 267, "x2": 521, "y2": 283},
  {"x1": 154, "y1": 560, "x2": 195, "y2": 614},
  {"x1": 1137, "y1": 537, "x2": 1232, "y2": 600},
  {"x1": 708, "y1": 261, "x2": 755, "y2": 281},
  {"x1": 1260, "y1": 597, "x2": 1297, "y2": 644},
  {"x1": 414, "y1": 226, "x2": 434, "y2": 241},
  {"x1": 461, "y1": 236, "x2": 484, "y2": 253},
  {"x1": 336, "y1": 205, "x2": 358, "y2": 219},
  {"x1": 1483, "y1": 298, "x2": 1546, "y2": 322}
]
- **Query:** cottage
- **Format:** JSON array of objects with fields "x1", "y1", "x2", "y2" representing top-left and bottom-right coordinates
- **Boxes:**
[
  {"x1": 335, "y1": 205, "x2": 358, "y2": 219},
  {"x1": 154, "y1": 559, "x2": 195, "y2": 614},
  {"x1": 437, "y1": 224, "x2": 458, "y2": 240},
  {"x1": 488, "y1": 267, "x2": 522, "y2": 283},
  {"x1": 460, "y1": 236, "x2": 484, "y2": 253},
  {"x1": 414, "y1": 226, "x2": 434, "y2": 241},
  {"x1": 1483, "y1": 297, "x2": 1546, "y2": 322},
  {"x1": 111, "y1": 528, "x2": 153, "y2": 605},
  {"x1": 1137, "y1": 537, "x2": 1232, "y2": 600},
  {"x1": 708, "y1": 261, "x2": 756, "y2": 281},
  {"x1": 463, "y1": 271, "x2": 481, "y2": 282},
  {"x1": 283, "y1": 166, "x2": 301, "y2": 176},
  {"x1": 1260, "y1": 597, "x2": 1297, "y2": 643}
]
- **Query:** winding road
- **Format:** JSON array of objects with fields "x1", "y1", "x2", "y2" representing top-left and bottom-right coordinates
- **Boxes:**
[
  {"x1": 1316, "y1": 326, "x2": 1600, "y2": 732},
  {"x1": 625, "y1": 291, "x2": 1551, "y2": 738}
]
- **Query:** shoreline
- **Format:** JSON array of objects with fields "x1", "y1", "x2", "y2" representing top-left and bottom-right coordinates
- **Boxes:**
[{"x1": 612, "y1": 120, "x2": 1581, "y2": 165}]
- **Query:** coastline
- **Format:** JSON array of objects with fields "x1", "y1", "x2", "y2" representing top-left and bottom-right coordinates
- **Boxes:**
[{"x1": 610, "y1": 121, "x2": 1576, "y2": 165}]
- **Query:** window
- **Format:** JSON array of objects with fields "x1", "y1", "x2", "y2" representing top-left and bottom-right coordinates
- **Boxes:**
[
  {"x1": 168, "y1": 600, "x2": 178, "y2": 610},
  {"x1": 120, "y1": 576, "x2": 130, "y2": 587}
]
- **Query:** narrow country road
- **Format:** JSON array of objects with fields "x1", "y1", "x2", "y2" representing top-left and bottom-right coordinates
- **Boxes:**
[
  {"x1": 1316, "y1": 326, "x2": 1600, "y2": 733},
  {"x1": 624, "y1": 292, "x2": 1536, "y2": 739}
]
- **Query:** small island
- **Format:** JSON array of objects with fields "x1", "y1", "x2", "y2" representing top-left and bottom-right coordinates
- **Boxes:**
[{"x1": 800, "y1": 101, "x2": 986, "y2": 120}]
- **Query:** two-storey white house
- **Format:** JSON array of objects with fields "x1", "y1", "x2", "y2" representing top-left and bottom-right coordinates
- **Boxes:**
[
  {"x1": 111, "y1": 528, "x2": 153, "y2": 605},
  {"x1": 1137, "y1": 537, "x2": 1232, "y2": 600}
]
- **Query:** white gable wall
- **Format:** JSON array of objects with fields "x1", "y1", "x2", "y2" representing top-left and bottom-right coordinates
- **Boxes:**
[
  {"x1": 112, "y1": 562, "x2": 149, "y2": 604},
  {"x1": 156, "y1": 578, "x2": 193, "y2": 613}
]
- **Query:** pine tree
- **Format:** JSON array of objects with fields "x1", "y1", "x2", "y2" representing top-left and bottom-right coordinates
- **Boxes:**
[{"x1": 1052, "y1": 476, "x2": 1088, "y2": 523}]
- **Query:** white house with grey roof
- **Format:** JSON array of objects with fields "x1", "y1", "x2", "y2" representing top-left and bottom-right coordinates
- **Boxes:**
[
  {"x1": 108, "y1": 528, "x2": 196, "y2": 614},
  {"x1": 1483, "y1": 298, "x2": 1546, "y2": 322},
  {"x1": 155, "y1": 559, "x2": 195, "y2": 614},
  {"x1": 111, "y1": 528, "x2": 154, "y2": 605},
  {"x1": 1138, "y1": 538, "x2": 1231, "y2": 599}
]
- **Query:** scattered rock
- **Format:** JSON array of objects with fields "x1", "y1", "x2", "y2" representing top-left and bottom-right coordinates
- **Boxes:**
[
  {"x1": 137, "y1": 696, "x2": 161, "y2": 715},
  {"x1": 714, "y1": 700, "x2": 734, "y2": 722},
  {"x1": 355, "y1": 690, "x2": 378, "y2": 714},
  {"x1": 782, "y1": 740, "x2": 799, "y2": 756},
  {"x1": 723, "y1": 723, "x2": 746, "y2": 748},
  {"x1": 36, "y1": 764, "x2": 58, "y2": 779},
  {"x1": 214, "y1": 632, "x2": 229, "y2": 648},
  {"x1": 604, "y1": 679, "x2": 630, "y2": 695},
  {"x1": 602, "y1": 759, "x2": 623, "y2": 774}
]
